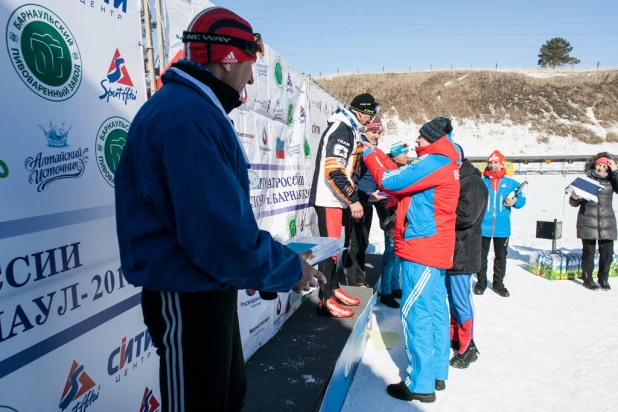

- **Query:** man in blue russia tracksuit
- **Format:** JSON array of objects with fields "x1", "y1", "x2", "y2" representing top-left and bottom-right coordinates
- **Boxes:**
[
  {"x1": 114, "y1": 8, "x2": 324, "y2": 412},
  {"x1": 474, "y1": 150, "x2": 526, "y2": 297},
  {"x1": 364, "y1": 117, "x2": 460, "y2": 403}
]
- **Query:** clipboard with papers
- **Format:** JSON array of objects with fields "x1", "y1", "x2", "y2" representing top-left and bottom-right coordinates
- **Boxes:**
[
  {"x1": 284, "y1": 236, "x2": 345, "y2": 266},
  {"x1": 565, "y1": 176, "x2": 605, "y2": 202}
]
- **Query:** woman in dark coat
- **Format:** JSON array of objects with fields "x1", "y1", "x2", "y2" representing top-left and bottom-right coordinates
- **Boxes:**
[{"x1": 569, "y1": 152, "x2": 618, "y2": 291}]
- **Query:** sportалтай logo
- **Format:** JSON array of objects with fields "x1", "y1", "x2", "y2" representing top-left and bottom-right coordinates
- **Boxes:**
[
  {"x1": 139, "y1": 387, "x2": 160, "y2": 412},
  {"x1": 58, "y1": 361, "x2": 100, "y2": 411},
  {"x1": 100, "y1": 48, "x2": 137, "y2": 105}
]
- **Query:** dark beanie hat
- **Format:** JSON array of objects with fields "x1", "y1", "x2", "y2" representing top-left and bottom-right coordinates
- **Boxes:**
[
  {"x1": 350, "y1": 93, "x2": 379, "y2": 114},
  {"x1": 419, "y1": 117, "x2": 452, "y2": 143}
]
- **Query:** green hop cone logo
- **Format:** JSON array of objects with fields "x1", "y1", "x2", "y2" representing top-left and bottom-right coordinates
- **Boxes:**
[
  {"x1": 287, "y1": 216, "x2": 297, "y2": 237},
  {"x1": 303, "y1": 138, "x2": 311, "y2": 158},
  {"x1": 95, "y1": 117, "x2": 130, "y2": 188},
  {"x1": 0, "y1": 159, "x2": 8, "y2": 179},
  {"x1": 6, "y1": 5, "x2": 82, "y2": 101},
  {"x1": 287, "y1": 103, "x2": 294, "y2": 125},
  {"x1": 274, "y1": 58, "x2": 283, "y2": 88},
  {"x1": 104, "y1": 129, "x2": 127, "y2": 175}
]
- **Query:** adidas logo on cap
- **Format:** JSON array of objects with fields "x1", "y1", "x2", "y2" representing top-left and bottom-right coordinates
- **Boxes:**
[{"x1": 222, "y1": 51, "x2": 238, "y2": 63}]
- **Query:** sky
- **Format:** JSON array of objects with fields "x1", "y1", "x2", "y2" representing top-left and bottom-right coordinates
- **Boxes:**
[{"x1": 207, "y1": 0, "x2": 617, "y2": 77}]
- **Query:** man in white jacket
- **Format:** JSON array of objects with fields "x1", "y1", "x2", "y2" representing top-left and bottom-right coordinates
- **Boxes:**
[{"x1": 309, "y1": 93, "x2": 380, "y2": 317}]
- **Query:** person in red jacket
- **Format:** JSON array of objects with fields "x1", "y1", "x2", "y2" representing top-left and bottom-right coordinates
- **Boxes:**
[{"x1": 363, "y1": 117, "x2": 459, "y2": 403}]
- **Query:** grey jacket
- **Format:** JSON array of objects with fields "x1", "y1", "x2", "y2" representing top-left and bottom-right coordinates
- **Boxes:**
[{"x1": 569, "y1": 152, "x2": 618, "y2": 240}]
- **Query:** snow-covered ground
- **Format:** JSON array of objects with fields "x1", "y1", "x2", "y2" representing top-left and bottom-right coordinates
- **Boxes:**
[{"x1": 344, "y1": 173, "x2": 618, "y2": 412}]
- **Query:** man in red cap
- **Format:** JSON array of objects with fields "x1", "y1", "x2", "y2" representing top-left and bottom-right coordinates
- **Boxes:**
[
  {"x1": 309, "y1": 93, "x2": 380, "y2": 317},
  {"x1": 114, "y1": 7, "x2": 324, "y2": 411},
  {"x1": 475, "y1": 150, "x2": 526, "y2": 297}
]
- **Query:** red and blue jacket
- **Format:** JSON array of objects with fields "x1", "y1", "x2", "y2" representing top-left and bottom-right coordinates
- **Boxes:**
[
  {"x1": 481, "y1": 169, "x2": 526, "y2": 238},
  {"x1": 363, "y1": 137, "x2": 460, "y2": 269}
]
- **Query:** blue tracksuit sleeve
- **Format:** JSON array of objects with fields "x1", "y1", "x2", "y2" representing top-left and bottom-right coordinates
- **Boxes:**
[{"x1": 160, "y1": 122, "x2": 302, "y2": 292}]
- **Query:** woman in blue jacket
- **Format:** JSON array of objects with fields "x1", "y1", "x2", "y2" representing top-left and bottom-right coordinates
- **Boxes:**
[{"x1": 474, "y1": 150, "x2": 526, "y2": 297}]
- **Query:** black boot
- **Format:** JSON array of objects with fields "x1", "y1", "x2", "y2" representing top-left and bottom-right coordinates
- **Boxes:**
[
  {"x1": 449, "y1": 343, "x2": 479, "y2": 369},
  {"x1": 391, "y1": 289, "x2": 402, "y2": 299},
  {"x1": 583, "y1": 279, "x2": 599, "y2": 290},
  {"x1": 473, "y1": 284, "x2": 485, "y2": 295},
  {"x1": 435, "y1": 379, "x2": 446, "y2": 391},
  {"x1": 598, "y1": 279, "x2": 611, "y2": 291},
  {"x1": 380, "y1": 294, "x2": 400, "y2": 308},
  {"x1": 386, "y1": 382, "x2": 436, "y2": 403},
  {"x1": 493, "y1": 285, "x2": 510, "y2": 297}
]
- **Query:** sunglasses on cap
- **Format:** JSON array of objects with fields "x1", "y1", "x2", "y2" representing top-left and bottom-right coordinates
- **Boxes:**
[
  {"x1": 356, "y1": 104, "x2": 380, "y2": 115},
  {"x1": 182, "y1": 31, "x2": 264, "y2": 57}
]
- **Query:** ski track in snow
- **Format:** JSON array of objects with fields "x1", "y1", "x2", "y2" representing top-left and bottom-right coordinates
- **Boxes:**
[{"x1": 344, "y1": 174, "x2": 618, "y2": 412}]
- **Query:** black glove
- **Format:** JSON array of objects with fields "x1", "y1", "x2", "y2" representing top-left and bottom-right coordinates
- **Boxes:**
[{"x1": 259, "y1": 291, "x2": 278, "y2": 300}]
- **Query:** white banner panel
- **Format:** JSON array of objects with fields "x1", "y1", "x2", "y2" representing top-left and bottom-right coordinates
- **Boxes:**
[
  {"x1": 0, "y1": 0, "x2": 152, "y2": 410},
  {"x1": 160, "y1": 0, "x2": 214, "y2": 66}
]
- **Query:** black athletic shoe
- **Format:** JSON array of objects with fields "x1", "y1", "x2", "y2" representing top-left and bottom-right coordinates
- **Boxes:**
[
  {"x1": 391, "y1": 289, "x2": 402, "y2": 299},
  {"x1": 493, "y1": 286, "x2": 510, "y2": 297},
  {"x1": 449, "y1": 343, "x2": 479, "y2": 369},
  {"x1": 473, "y1": 285, "x2": 485, "y2": 295},
  {"x1": 435, "y1": 380, "x2": 446, "y2": 391},
  {"x1": 598, "y1": 280, "x2": 611, "y2": 291},
  {"x1": 386, "y1": 382, "x2": 436, "y2": 403},
  {"x1": 380, "y1": 294, "x2": 400, "y2": 308},
  {"x1": 583, "y1": 279, "x2": 599, "y2": 290}
]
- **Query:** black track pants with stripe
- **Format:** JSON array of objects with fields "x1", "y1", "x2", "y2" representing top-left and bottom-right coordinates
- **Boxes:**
[{"x1": 141, "y1": 288, "x2": 247, "y2": 412}]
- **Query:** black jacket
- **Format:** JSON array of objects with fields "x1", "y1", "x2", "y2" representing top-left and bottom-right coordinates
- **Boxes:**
[
  {"x1": 375, "y1": 198, "x2": 395, "y2": 232},
  {"x1": 447, "y1": 159, "x2": 489, "y2": 274},
  {"x1": 569, "y1": 152, "x2": 618, "y2": 241}
]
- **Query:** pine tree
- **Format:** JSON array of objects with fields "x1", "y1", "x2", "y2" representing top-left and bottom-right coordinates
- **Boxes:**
[{"x1": 538, "y1": 38, "x2": 581, "y2": 69}]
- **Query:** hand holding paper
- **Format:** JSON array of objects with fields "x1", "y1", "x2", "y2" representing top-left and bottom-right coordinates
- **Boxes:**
[
  {"x1": 293, "y1": 251, "x2": 326, "y2": 293},
  {"x1": 565, "y1": 176, "x2": 605, "y2": 202},
  {"x1": 368, "y1": 190, "x2": 388, "y2": 203}
]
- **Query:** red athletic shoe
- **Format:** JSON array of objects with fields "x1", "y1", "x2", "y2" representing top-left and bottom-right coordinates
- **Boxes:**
[
  {"x1": 317, "y1": 298, "x2": 355, "y2": 318},
  {"x1": 334, "y1": 288, "x2": 360, "y2": 306}
]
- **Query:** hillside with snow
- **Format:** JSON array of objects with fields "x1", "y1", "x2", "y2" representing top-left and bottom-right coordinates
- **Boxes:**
[{"x1": 316, "y1": 69, "x2": 618, "y2": 157}]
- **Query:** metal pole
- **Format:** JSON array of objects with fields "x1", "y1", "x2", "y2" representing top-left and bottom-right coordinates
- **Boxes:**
[
  {"x1": 552, "y1": 218, "x2": 557, "y2": 251},
  {"x1": 154, "y1": 0, "x2": 166, "y2": 70},
  {"x1": 142, "y1": 0, "x2": 157, "y2": 94}
]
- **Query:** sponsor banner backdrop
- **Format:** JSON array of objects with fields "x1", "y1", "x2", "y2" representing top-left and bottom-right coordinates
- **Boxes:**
[
  {"x1": 160, "y1": 0, "x2": 214, "y2": 67},
  {"x1": 0, "y1": 2, "x2": 346, "y2": 409},
  {"x1": 0, "y1": 0, "x2": 154, "y2": 410}
]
